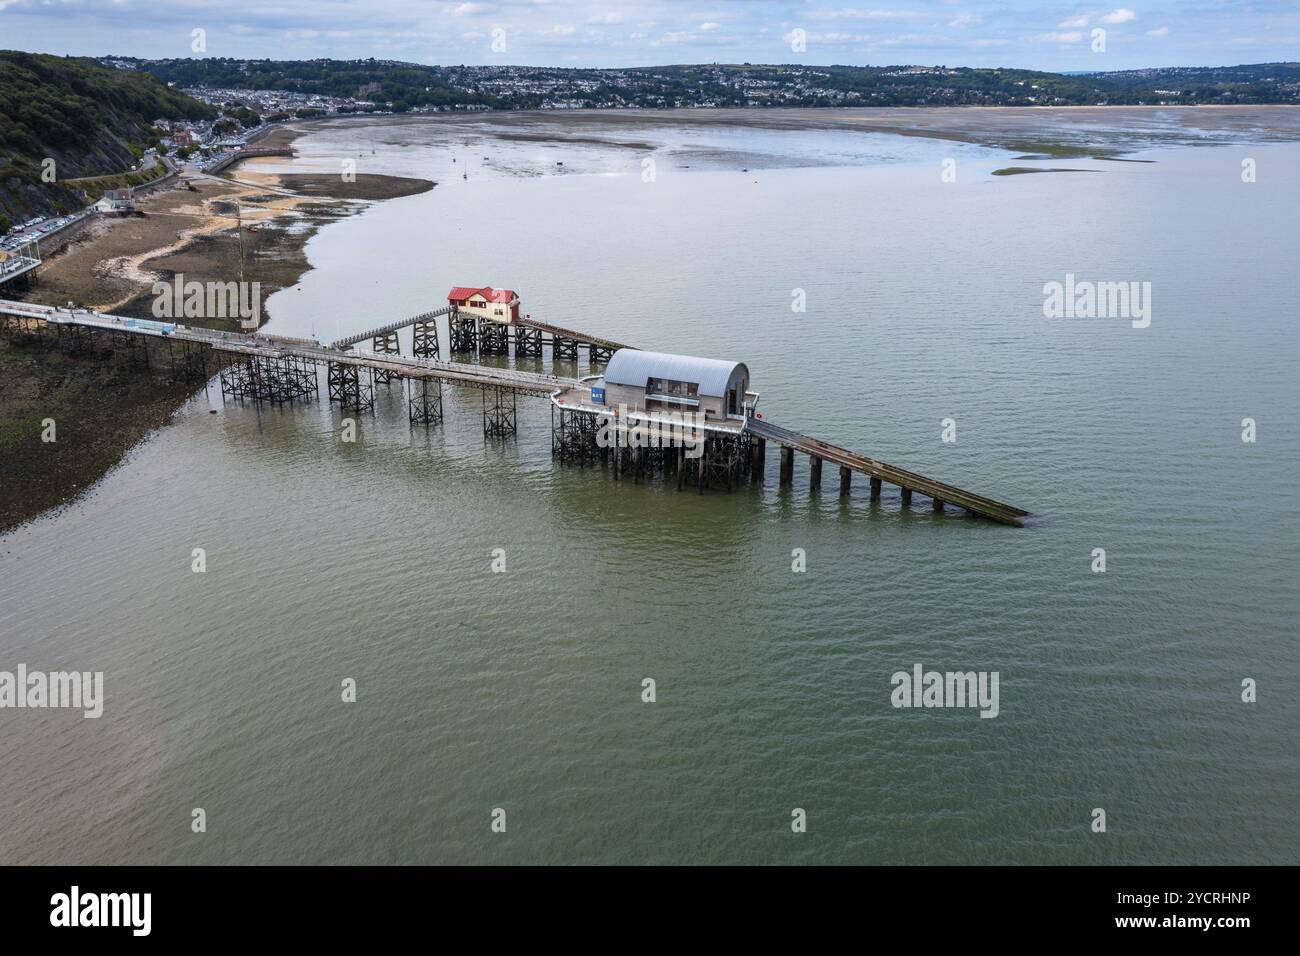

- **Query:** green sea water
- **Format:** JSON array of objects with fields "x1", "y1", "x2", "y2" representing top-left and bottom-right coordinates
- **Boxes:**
[{"x1": 1, "y1": 114, "x2": 1296, "y2": 864}]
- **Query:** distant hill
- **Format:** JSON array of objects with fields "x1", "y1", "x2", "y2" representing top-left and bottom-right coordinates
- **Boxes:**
[
  {"x1": 0, "y1": 51, "x2": 215, "y2": 227},
  {"x1": 124, "y1": 57, "x2": 1300, "y2": 111}
]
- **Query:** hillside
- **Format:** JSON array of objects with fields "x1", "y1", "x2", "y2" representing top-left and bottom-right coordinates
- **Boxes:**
[
  {"x1": 0, "y1": 51, "x2": 216, "y2": 227},
  {"x1": 126, "y1": 57, "x2": 1300, "y2": 111}
]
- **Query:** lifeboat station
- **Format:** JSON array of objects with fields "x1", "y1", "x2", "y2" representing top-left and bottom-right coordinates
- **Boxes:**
[{"x1": 550, "y1": 347, "x2": 764, "y2": 491}]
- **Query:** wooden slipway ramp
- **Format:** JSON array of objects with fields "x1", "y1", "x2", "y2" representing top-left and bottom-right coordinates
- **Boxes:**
[
  {"x1": 514, "y1": 315, "x2": 630, "y2": 351},
  {"x1": 746, "y1": 418, "x2": 1030, "y2": 527}
]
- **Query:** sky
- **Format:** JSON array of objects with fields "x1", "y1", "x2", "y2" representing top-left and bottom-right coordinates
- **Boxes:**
[{"x1": 0, "y1": 0, "x2": 1297, "y2": 71}]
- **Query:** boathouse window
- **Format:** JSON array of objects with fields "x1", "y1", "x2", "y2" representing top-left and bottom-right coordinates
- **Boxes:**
[
  {"x1": 644, "y1": 378, "x2": 701, "y2": 411},
  {"x1": 647, "y1": 378, "x2": 698, "y2": 398}
]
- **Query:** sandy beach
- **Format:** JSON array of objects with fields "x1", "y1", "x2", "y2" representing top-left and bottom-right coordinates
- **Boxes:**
[{"x1": 0, "y1": 133, "x2": 433, "y2": 534}]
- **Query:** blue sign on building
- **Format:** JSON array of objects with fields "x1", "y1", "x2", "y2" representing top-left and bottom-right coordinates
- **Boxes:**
[{"x1": 591, "y1": 386, "x2": 605, "y2": 404}]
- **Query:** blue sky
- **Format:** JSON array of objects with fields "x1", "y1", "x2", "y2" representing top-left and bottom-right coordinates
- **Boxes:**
[{"x1": 1, "y1": 1, "x2": 1296, "y2": 70}]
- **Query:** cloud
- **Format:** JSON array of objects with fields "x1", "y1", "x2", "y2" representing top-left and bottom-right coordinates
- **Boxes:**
[
  {"x1": 810, "y1": 9, "x2": 929, "y2": 22},
  {"x1": 1037, "y1": 31, "x2": 1084, "y2": 43},
  {"x1": 1100, "y1": 9, "x2": 1137, "y2": 25},
  {"x1": 0, "y1": 0, "x2": 1290, "y2": 70}
]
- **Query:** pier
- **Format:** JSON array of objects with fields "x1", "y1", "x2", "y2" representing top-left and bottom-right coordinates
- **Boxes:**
[
  {"x1": 0, "y1": 242, "x2": 41, "y2": 291},
  {"x1": 0, "y1": 293, "x2": 1029, "y2": 526}
]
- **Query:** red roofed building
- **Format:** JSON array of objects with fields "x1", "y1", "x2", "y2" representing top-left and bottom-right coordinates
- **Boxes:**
[{"x1": 447, "y1": 286, "x2": 520, "y2": 324}]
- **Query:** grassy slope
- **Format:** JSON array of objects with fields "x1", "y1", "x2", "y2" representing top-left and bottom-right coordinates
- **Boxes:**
[{"x1": 0, "y1": 50, "x2": 215, "y2": 224}]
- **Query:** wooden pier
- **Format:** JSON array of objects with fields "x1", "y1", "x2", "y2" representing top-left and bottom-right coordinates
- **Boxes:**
[
  {"x1": 0, "y1": 243, "x2": 41, "y2": 291},
  {"x1": 746, "y1": 419, "x2": 1029, "y2": 527},
  {"x1": 0, "y1": 296, "x2": 1030, "y2": 526}
]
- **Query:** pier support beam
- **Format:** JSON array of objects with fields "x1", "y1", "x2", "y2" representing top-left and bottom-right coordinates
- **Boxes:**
[
  {"x1": 751, "y1": 437, "x2": 765, "y2": 482},
  {"x1": 901, "y1": 488, "x2": 913, "y2": 508},
  {"x1": 168, "y1": 339, "x2": 209, "y2": 384},
  {"x1": 408, "y1": 377, "x2": 443, "y2": 425},
  {"x1": 479, "y1": 321, "x2": 509, "y2": 355},
  {"x1": 449, "y1": 312, "x2": 477, "y2": 353},
  {"x1": 513, "y1": 325, "x2": 542, "y2": 358},
  {"x1": 482, "y1": 385, "x2": 517, "y2": 439},
  {"x1": 551, "y1": 335, "x2": 579, "y2": 361},
  {"x1": 932, "y1": 497, "x2": 944, "y2": 513},
  {"x1": 118, "y1": 330, "x2": 149, "y2": 370},
  {"x1": 327, "y1": 361, "x2": 373, "y2": 412},
  {"x1": 809, "y1": 454, "x2": 822, "y2": 492},
  {"x1": 870, "y1": 476, "x2": 882, "y2": 502},
  {"x1": 412, "y1": 318, "x2": 440, "y2": 360},
  {"x1": 372, "y1": 330, "x2": 400, "y2": 385},
  {"x1": 588, "y1": 342, "x2": 613, "y2": 365},
  {"x1": 552, "y1": 406, "x2": 602, "y2": 465},
  {"x1": 779, "y1": 446, "x2": 794, "y2": 487},
  {"x1": 839, "y1": 466, "x2": 852, "y2": 497},
  {"x1": 61, "y1": 322, "x2": 97, "y2": 357},
  {"x1": 220, "y1": 353, "x2": 318, "y2": 404}
]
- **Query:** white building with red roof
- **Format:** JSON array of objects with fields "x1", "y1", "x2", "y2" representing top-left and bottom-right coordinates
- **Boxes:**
[{"x1": 447, "y1": 286, "x2": 520, "y2": 325}]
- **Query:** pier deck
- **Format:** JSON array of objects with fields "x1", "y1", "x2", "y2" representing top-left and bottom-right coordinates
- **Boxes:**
[
  {"x1": 515, "y1": 315, "x2": 630, "y2": 352},
  {"x1": 0, "y1": 300, "x2": 580, "y2": 396},
  {"x1": 746, "y1": 419, "x2": 1029, "y2": 526},
  {"x1": 1, "y1": 297, "x2": 1030, "y2": 524}
]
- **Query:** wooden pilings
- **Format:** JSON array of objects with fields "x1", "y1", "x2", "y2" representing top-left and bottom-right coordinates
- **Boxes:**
[
  {"x1": 870, "y1": 476, "x2": 882, "y2": 502},
  {"x1": 809, "y1": 454, "x2": 822, "y2": 491},
  {"x1": 901, "y1": 488, "x2": 913, "y2": 508},
  {"x1": 932, "y1": 497, "x2": 944, "y2": 512},
  {"x1": 839, "y1": 465, "x2": 851, "y2": 497},
  {"x1": 779, "y1": 446, "x2": 794, "y2": 486}
]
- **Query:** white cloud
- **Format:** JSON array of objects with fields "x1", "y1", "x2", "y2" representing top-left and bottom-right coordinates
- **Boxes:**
[
  {"x1": 1059, "y1": 16, "x2": 1090, "y2": 29},
  {"x1": 811, "y1": 9, "x2": 929, "y2": 22},
  {"x1": 1100, "y1": 9, "x2": 1137, "y2": 25},
  {"x1": 948, "y1": 14, "x2": 981, "y2": 28},
  {"x1": 451, "y1": 3, "x2": 492, "y2": 16},
  {"x1": 1037, "y1": 31, "x2": 1084, "y2": 43},
  {"x1": 1146, "y1": 26, "x2": 1169, "y2": 38},
  {"x1": 699, "y1": 22, "x2": 720, "y2": 31}
]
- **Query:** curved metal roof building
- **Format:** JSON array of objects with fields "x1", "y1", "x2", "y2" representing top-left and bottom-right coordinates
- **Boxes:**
[{"x1": 603, "y1": 349, "x2": 748, "y2": 399}]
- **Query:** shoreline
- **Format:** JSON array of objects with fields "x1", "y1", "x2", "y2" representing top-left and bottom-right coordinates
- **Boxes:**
[
  {"x1": 0, "y1": 127, "x2": 433, "y2": 536},
  {"x1": 293, "y1": 103, "x2": 1300, "y2": 158}
]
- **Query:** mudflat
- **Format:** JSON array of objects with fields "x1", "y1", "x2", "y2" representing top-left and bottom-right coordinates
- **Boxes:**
[
  {"x1": 1, "y1": 130, "x2": 434, "y2": 535},
  {"x1": 302, "y1": 104, "x2": 1300, "y2": 157}
]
